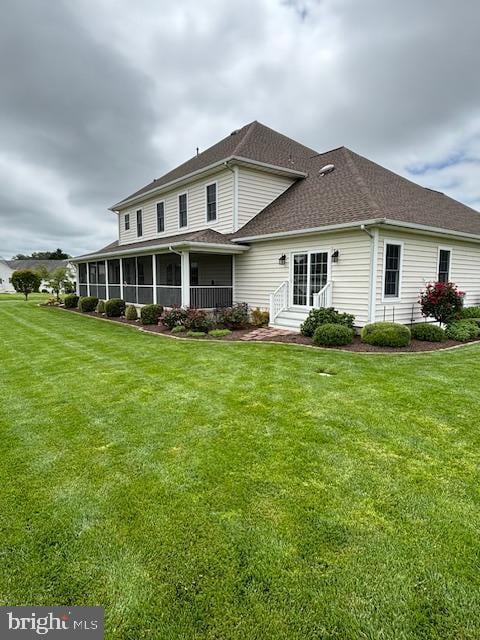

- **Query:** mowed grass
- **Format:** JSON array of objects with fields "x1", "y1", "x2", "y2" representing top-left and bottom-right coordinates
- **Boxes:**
[{"x1": 1, "y1": 301, "x2": 479, "y2": 640}]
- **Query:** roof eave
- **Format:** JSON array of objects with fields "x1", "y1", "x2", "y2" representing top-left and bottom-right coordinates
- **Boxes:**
[
  {"x1": 71, "y1": 240, "x2": 250, "y2": 262},
  {"x1": 110, "y1": 156, "x2": 307, "y2": 211}
]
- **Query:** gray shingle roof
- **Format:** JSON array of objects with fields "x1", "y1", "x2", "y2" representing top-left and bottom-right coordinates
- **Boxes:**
[
  {"x1": 231, "y1": 146, "x2": 480, "y2": 239},
  {"x1": 114, "y1": 121, "x2": 315, "y2": 205},
  {"x1": 75, "y1": 229, "x2": 240, "y2": 259}
]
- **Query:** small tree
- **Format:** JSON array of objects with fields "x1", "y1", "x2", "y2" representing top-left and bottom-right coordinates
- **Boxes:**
[
  {"x1": 11, "y1": 269, "x2": 42, "y2": 301},
  {"x1": 419, "y1": 281, "x2": 465, "y2": 325},
  {"x1": 47, "y1": 266, "x2": 73, "y2": 300}
]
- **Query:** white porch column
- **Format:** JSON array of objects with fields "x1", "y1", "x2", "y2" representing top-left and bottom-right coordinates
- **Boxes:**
[
  {"x1": 76, "y1": 265, "x2": 80, "y2": 295},
  {"x1": 152, "y1": 254, "x2": 157, "y2": 304},
  {"x1": 181, "y1": 251, "x2": 190, "y2": 307},
  {"x1": 119, "y1": 258, "x2": 124, "y2": 300},
  {"x1": 86, "y1": 262, "x2": 90, "y2": 297},
  {"x1": 104, "y1": 259, "x2": 109, "y2": 300}
]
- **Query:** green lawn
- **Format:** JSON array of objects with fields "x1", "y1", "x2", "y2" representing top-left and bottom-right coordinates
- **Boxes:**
[{"x1": 1, "y1": 300, "x2": 479, "y2": 639}]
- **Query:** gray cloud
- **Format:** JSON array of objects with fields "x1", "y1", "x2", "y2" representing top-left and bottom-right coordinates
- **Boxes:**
[{"x1": 0, "y1": 0, "x2": 479, "y2": 257}]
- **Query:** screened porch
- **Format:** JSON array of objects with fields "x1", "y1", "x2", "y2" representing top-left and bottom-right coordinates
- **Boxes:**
[{"x1": 77, "y1": 251, "x2": 233, "y2": 309}]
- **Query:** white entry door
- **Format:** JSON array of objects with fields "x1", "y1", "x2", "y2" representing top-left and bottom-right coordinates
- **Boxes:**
[{"x1": 291, "y1": 251, "x2": 328, "y2": 307}]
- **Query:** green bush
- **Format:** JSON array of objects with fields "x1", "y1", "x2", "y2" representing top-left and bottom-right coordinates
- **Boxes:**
[
  {"x1": 64, "y1": 294, "x2": 79, "y2": 309},
  {"x1": 445, "y1": 320, "x2": 479, "y2": 342},
  {"x1": 162, "y1": 307, "x2": 188, "y2": 329},
  {"x1": 171, "y1": 325, "x2": 186, "y2": 334},
  {"x1": 105, "y1": 298, "x2": 126, "y2": 317},
  {"x1": 410, "y1": 323, "x2": 446, "y2": 342},
  {"x1": 184, "y1": 308, "x2": 213, "y2": 332},
  {"x1": 208, "y1": 328, "x2": 232, "y2": 338},
  {"x1": 313, "y1": 323, "x2": 354, "y2": 346},
  {"x1": 218, "y1": 303, "x2": 249, "y2": 329},
  {"x1": 459, "y1": 306, "x2": 480, "y2": 319},
  {"x1": 78, "y1": 296, "x2": 99, "y2": 312},
  {"x1": 361, "y1": 322, "x2": 411, "y2": 347},
  {"x1": 140, "y1": 304, "x2": 163, "y2": 325},
  {"x1": 300, "y1": 307, "x2": 355, "y2": 337},
  {"x1": 96, "y1": 300, "x2": 105, "y2": 314},
  {"x1": 125, "y1": 305, "x2": 138, "y2": 321},
  {"x1": 186, "y1": 331, "x2": 206, "y2": 338},
  {"x1": 251, "y1": 308, "x2": 269, "y2": 327}
]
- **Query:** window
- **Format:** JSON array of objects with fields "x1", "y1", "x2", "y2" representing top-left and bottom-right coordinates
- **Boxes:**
[
  {"x1": 206, "y1": 183, "x2": 217, "y2": 222},
  {"x1": 136, "y1": 209, "x2": 143, "y2": 236},
  {"x1": 156, "y1": 202, "x2": 165, "y2": 233},
  {"x1": 179, "y1": 193, "x2": 187, "y2": 228},
  {"x1": 438, "y1": 249, "x2": 451, "y2": 283},
  {"x1": 383, "y1": 243, "x2": 402, "y2": 298},
  {"x1": 125, "y1": 213, "x2": 130, "y2": 231}
]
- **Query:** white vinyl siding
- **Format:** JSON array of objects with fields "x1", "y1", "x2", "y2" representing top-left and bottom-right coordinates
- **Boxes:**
[
  {"x1": 118, "y1": 169, "x2": 234, "y2": 244},
  {"x1": 234, "y1": 230, "x2": 371, "y2": 325},
  {"x1": 237, "y1": 167, "x2": 295, "y2": 228},
  {"x1": 375, "y1": 229, "x2": 480, "y2": 324}
]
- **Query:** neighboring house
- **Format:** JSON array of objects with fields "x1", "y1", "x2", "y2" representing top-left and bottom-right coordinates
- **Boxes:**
[
  {"x1": 72, "y1": 121, "x2": 480, "y2": 329},
  {"x1": 0, "y1": 259, "x2": 75, "y2": 293}
]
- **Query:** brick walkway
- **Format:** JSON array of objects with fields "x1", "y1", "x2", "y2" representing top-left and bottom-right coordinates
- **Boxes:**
[{"x1": 240, "y1": 327, "x2": 297, "y2": 341}]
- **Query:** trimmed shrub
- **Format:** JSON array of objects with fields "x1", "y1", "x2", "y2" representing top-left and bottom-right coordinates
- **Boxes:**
[
  {"x1": 419, "y1": 281, "x2": 465, "y2": 324},
  {"x1": 64, "y1": 294, "x2": 79, "y2": 309},
  {"x1": 105, "y1": 298, "x2": 126, "y2": 317},
  {"x1": 125, "y1": 305, "x2": 138, "y2": 321},
  {"x1": 162, "y1": 307, "x2": 188, "y2": 329},
  {"x1": 251, "y1": 307, "x2": 269, "y2": 327},
  {"x1": 96, "y1": 300, "x2": 106, "y2": 314},
  {"x1": 208, "y1": 328, "x2": 232, "y2": 338},
  {"x1": 361, "y1": 322, "x2": 411, "y2": 347},
  {"x1": 186, "y1": 331, "x2": 206, "y2": 338},
  {"x1": 78, "y1": 296, "x2": 98, "y2": 312},
  {"x1": 445, "y1": 320, "x2": 479, "y2": 342},
  {"x1": 313, "y1": 323, "x2": 354, "y2": 347},
  {"x1": 140, "y1": 304, "x2": 163, "y2": 325},
  {"x1": 410, "y1": 323, "x2": 446, "y2": 342},
  {"x1": 184, "y1": 308, "x2": 213, "y2": 332},
  {"x1": 171, "y1": 325, "x2": 186, "y2": 334},
  {"x1": 218, "y1": 303, "x2": 249, "y2": 329},
  {"x1": 300, "y1": 307, "x2": 355, "y2": 337},
  {"x1": 459, "y1": 306, "x2": 480, "y2": 319}
]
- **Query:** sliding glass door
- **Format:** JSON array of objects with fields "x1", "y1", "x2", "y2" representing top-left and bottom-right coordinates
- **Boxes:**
[{"x1": 292, "y1": 251, "x2": 328, "y2": 307}]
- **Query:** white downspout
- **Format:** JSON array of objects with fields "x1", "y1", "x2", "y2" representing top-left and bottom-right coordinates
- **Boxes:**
[{"x1": 361, "y1": 224, "x2": 378, "y2": 323}]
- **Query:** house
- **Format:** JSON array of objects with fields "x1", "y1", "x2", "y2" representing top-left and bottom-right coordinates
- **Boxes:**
[
  {"x1": 0, "y1": 259, "x2": 75, "y2": 293},
  {"x1": 72, "y1": 121, "x2": 480, "y2": 330}
]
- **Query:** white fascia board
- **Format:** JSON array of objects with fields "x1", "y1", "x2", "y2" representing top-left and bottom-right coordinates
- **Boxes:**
[
  {"x1": 110, "y1": 157, "x2": 307, "y2": 211},
  {"x1": 381, "y1": 219, "x2": 480, "y2": 243},
  {"x1": 232, "y1": 219, "x2": 387, "y2": 242},
  {"x1": 71, "y1": 241, "x2": 250, "y2": 262}
]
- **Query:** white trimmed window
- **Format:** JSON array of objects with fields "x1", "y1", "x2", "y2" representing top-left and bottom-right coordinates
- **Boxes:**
[
  {"x1": 438, "y1": 248, "x2": 451, "y2": 283},
  {"x1": 125, "y1": 213, "x2": 130, "y2": 231},
  {"x1": 179, "y1": 193, "x2": 187, "y2": 228},
  {"x1": 136, "y1": 209, "x2": 143, "y2": 237},
  {"x1": 156, "y1": 202, "x2": 165, "y2": 233},
  {"x1": 206, "y1": 183, "x2": 217, "y2": 222},
  {"x1": 383, "y1": 242, "x2": 402, "y2": 299}
]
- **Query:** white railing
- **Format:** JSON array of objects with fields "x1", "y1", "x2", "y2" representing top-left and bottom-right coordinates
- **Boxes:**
[
  {"x1": 269, "y1": 281, "x2": 289, "y2": 322},
  {"x1": 313, "y1": 281, "x2": 332, "y2": 308}
]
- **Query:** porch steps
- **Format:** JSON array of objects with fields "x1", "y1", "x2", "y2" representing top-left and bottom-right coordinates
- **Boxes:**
[{"x1": 270, "y1": 307, "x2": 309, "y2": 332}]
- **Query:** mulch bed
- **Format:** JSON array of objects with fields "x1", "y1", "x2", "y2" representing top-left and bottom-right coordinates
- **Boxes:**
[{"x1": 52, "y1": 306, "x2": 480, "y2": 352}]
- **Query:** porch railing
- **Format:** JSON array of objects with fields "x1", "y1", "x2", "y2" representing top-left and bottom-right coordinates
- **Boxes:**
[
  {"x1": 190, "y1": 286, "x2": 232, "y2": 309},
  {"x1": 269, "y1": 281, "x2": 289, "y2": 322},
  {"x1": 312, "y1": 281, "x2": 332, "y2": 308}
]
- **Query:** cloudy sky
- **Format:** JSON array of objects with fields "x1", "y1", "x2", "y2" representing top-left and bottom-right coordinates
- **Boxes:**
[{"x1": 1, "y1": 0, "x2": 479, "y2": 257}]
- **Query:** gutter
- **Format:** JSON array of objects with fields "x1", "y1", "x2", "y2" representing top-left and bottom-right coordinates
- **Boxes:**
[
  {"x1": 71, "y1": 240, "x2": 250, "y2": 262},
  {"x1": 232, "y1": 219, "x2": 387, "y2": 242}
]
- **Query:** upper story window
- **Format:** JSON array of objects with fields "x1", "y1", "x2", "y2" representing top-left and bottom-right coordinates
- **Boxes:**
[
  {"x1": 206, "y1": 183, "x2": 217, "y2": 222},
  {"x1": 136, "y1": 209, "x2": 143, "y2": 237},
  {"x1": 156, "y1": 202, "x2": 165, "y2": 233},
  {"x1": 125, "y1": 213, "x2": 130, "y2": 231},
  {"x1": 179, "y1": 193, "x2": 187, "y2": 228},
  {"x1": 383, "y1": 242, "x2": 402, "y2": 299},
  {"x1": 438, "y1": 249, "x2": 451, "y2": 283}
]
